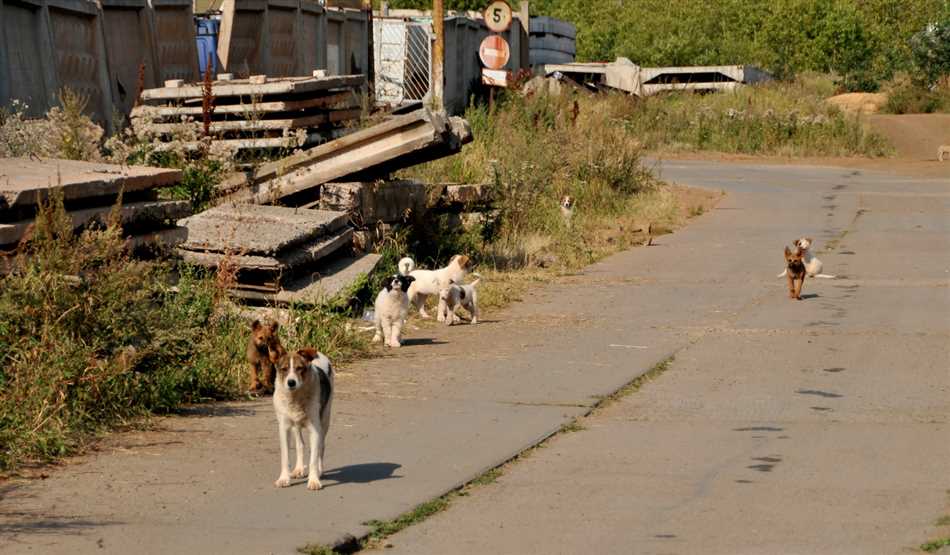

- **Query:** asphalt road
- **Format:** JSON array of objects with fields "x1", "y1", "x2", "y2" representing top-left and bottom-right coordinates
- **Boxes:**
[
  {"x1": 377, "y1": 160, "x2": 950, "y2": 554},
  {"x1": 1, "y1": 160, "x2": 947, "y2": 555}
]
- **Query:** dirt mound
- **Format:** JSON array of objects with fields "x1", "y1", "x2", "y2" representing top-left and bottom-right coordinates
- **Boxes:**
[
  {"x1": 868, "y1": 114, "x2": 950, "y2": 161},
  {"x1": 826, "y1": 92, "x2": 887, "y2": 114}
]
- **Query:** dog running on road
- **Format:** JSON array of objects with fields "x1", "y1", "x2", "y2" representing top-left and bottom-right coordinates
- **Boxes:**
[
  {"x1": 784, "y1": 246, "x2": 807, "y2": 300},
  {"x1": 777, "y1": 237, "x2": 836, "y2": 279}
]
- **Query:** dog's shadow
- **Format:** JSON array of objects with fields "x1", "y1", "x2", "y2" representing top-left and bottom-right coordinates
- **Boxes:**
[
  {"x1": 320, "y1": 462, "x2": 402, "y2": 488},
  {"x1": 800, "y1": 293, "x2": 820, "y2": 299},
  {"x1": 399, "y1": 338, "x2": 447, "y2": 347}
]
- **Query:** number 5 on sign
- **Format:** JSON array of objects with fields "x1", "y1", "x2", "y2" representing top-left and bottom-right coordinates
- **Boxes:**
[{"x1": 483, "y1": 0, "x2": 512, "y2": 33}]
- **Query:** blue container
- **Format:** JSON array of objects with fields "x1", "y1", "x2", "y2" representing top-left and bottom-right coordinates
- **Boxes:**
[{"x1": 196, "y1": 18, "x2": 221, "y2": 75}]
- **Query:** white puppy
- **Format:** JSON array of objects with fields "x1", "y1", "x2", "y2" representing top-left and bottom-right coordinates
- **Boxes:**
[
  {"x1": 408, "y1": 254, "x2": 472, "y2": 319},
  {"x1": 777, "y1": 237, "x2": 836, "y2": 279},
  {"x1": 373, "y1": 274, "x2": 415, "y2": 348},
  {"x1": 438, "y1": 274, "x2": 482, "y2": 325},
  {"x1": 273, "y1": 348, "x2": 334, "y2": 491},
  {"x1": 398, "y1": 257, "x2": 415, "y2": 276}
]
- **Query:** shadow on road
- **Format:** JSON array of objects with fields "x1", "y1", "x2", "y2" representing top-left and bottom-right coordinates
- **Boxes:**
[{"x1": 321, "y1": 462, "x2": 402, "y2": 488}]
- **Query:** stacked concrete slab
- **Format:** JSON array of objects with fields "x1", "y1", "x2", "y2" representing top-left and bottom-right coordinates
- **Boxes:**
[
  {"x1": 217, "y1": 107, "x2": 472, "y2": 205},
  {"x1": 529, "y1": 16, "x2": 576, "y2": 67},
  {"x1": 132, "y1": 73, "x2": 366, "y2": 153},
  {"x1": 176, "y1": 203, "x2": 381, "y2": 304},
  {"x1": 0, "y1": 157, "x2": 189, "y2": 251},
  {"x1": 540, "y1": 58, "x2": 773, "y2": 97}
]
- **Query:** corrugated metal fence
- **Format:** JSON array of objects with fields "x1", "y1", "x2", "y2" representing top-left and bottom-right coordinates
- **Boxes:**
[{"x1": 0, "y1": 0, "x2": 370, "y2": 129}]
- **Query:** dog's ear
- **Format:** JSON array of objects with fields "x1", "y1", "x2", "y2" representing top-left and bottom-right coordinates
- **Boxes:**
[
  {"x1": 456, "y1": 255, "x2": 470, "y2": 269},
  {"x1": 297, "y1": 348, "x2": 318, "y2": 363},
  {"x1": 268, "y1": 321, "x2": 279, "y2": 334},
  {"x1": 251, "y1": 319, "x2": 262, "y2": 331},
  {"x1": 382, "y1": 276, "x2": 393, "y2": 291},
  {"x1": 785, "y1": 246, "x2": 792, "y2": 257},
  {"x1": 793, "y1": 239, "x2": 801, "y2": 247},
  {"x1": 405, "y1": 275, "x2": 415, "y2": 283},
  {"x1": 805, "y1": 237, "x2": 813, "y2": 244}
]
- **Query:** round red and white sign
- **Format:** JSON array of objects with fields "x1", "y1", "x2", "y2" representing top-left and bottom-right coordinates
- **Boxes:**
[
  {"x1": 483, "y1": 0, "x2": 513, "y2": 33},
  {"x1": 479, "y1": 35, "x2": 510, "y2": 70}
]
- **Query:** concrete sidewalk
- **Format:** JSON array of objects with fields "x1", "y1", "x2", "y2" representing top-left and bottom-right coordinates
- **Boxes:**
[
  {"x1": 2, "y1": 161, "x2": 947, "y2": 554},
  {"x1": 377, "y1": 161, "x2": 950, "y2": 554}
]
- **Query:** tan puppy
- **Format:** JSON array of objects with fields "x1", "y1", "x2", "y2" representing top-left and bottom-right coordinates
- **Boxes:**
[
  {"x1": 247, "y1": 320, "x2": 285, "y2": 393},
  {"x1": 784, "y1": 246, "x2": 806, "y2": 300},
  {"x1": 939, "y1": 145, "x2": 950, "y2": 161}
]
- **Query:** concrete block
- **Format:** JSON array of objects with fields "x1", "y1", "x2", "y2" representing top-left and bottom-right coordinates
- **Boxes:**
[
  {"x1": 0, "y1": 157, "x2": 181, "y2": 211},
  {"x1": 442, "y1": 183, "x2": 492, "y2": 206},
  {"x1": 320, "y1": 180, "x2": 427, "y2": 224},
  {"x1": 177, "y1": 204, "x2": 348, "y2": 255}
]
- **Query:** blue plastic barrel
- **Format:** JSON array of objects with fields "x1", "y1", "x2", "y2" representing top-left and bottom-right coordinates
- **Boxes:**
[{"x1": 195, "y1": 18, "x2": 221, "y2": 75}]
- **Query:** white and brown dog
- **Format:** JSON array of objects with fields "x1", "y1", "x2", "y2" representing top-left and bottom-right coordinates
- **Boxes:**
[
  {"x1": 406, "y1": 255, "x2": 472, "y2": 319},
  {"x1": 373, "y1": 273, "x2": 415, "y2": 348},
  {"x1": 560, "y1": 195, "x2": 575, "y2": 227},
  {"x1": 777, "y1": 237, "x2": 836, "y2": 279},
  {"x1": 273, "y1": 348, "x2": 334, "y2": 491},
  {"x1": 438, "y1": 274, "x2": 482, "y2": 325}
]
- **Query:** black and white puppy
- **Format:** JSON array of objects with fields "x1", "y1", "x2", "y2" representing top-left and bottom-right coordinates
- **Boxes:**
[
  {"x1": 273, "y1": 348, "x2": 333, "y2": 491},
  {"x1": 373, "y1": 274, "x2": 416, "y2": 348},
  {"x1": 437, "y1": 274, "x2": 481, "y2": 325}
]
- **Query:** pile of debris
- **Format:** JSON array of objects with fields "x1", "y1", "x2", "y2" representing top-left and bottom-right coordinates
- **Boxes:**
[
  {"x1": 175, "y1": 107, "x2": 472, "y2": 304},
  {"x1": 132, "y1": 73, "x2": 366, "y2": 154},
  {"x1": 0, "y1": 158, "x2": 189, "y2": 259}
]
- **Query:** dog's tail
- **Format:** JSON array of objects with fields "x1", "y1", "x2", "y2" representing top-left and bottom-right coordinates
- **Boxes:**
[
  {"x1": 813, "y1": 273, "x2": 837, "y2": 279},
  {"x1": 398, "y1": 257, "x2": 415, "y2": 276},
  {"x1": 777, "y1": 269, "x2": 788, "y2": 278},
  {"x1": 468, "y1": 272, "x2": 482, "y2": 288}
]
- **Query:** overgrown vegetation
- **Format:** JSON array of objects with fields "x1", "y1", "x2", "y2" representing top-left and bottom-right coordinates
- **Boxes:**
[
  {"x1": 624, "y1": 75, "x2": 893, "y2": 156},
  {"x1": 403, "y1": 89, "x2": 673, "y2": 273},
  {"x1": 0, "y1": 196, "x2": 369, "y2": 472}
]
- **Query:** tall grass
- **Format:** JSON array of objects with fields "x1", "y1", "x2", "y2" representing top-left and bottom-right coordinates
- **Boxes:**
[
  {"x1": 0, "y1": 196, "x2": 369, "y2": 473},
  {"x1": 406, "y1": 90, "x2": 666, "y2": 270},
  {"x1": 625, "y1": 77, "x2": 893, "y2": 156}
]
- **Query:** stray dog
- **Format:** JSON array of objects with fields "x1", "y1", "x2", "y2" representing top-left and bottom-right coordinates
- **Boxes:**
[
  {"x1": 777, "y1": 237, "x2": 836, "y2": 279},
  {"x1": 273, "y1": 348, "x2": 334, "y2": 490},
  {"x1": 398, "y1": 257, "x2": 415, "y2": 276},
  {"x1": 373, "y1": 274, "x2": 415, "y2": 348},
  {"x1": 939, "y1": 145, "x2": 950, "y2": 162},
  {"x1": 560, "y1": 195, "x2": 575, "y2": 227},
  {"x1": 784, "y1": 246, "x2": 807, "y2": 300},
  {"x1": 247, "y1": 320, "x2": 285, "y2": 393},
  {"x1": 408, "y1": 254, "x2": 471, "y2": 319},
  {"x1": 438, "y1": 274, "x2": 482, "y2": 325}
]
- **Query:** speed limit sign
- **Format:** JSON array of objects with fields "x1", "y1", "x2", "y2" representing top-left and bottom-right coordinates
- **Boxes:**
[{"x1": 483, "y1": 0, "x2": 512, "y2": 33}]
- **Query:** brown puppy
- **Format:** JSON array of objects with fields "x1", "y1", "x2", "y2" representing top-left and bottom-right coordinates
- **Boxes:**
[
  {"x1": 784, "y1": 246, "x2": 807, "y2": 300},
  {"x1": 247, "y1": 320, "x2": 285, "y2": 393}
]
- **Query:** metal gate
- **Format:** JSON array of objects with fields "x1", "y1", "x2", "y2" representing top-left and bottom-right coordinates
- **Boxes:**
[{"x1": 374, "y1": 19, "x2": 432, "y2": 105}]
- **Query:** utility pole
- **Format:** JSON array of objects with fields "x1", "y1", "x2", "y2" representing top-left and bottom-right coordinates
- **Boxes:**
[{"x1": 431, "y1": 0, "x2": 444, "y2": 112}]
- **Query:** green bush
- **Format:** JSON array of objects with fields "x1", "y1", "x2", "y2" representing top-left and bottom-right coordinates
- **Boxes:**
[
  {"x1": 883, "y1": 73, "x2": 950, "y2": 113},
  {"x1": 0, "y1": 194, "x2": 369, "y2": 472}
]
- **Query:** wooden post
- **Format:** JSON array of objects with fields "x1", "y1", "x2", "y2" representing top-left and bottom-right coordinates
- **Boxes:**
[
  {"x1": 364, "y1": 0, "x2": 375, "y2": 106},
  {"x1": 431, "y1": 0, "x2": 444, "y2": 112}
]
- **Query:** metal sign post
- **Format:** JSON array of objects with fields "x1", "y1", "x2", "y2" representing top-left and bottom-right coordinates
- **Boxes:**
[{"x1": 480, "y1": 0, "x2": 513, "y2": 91}]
